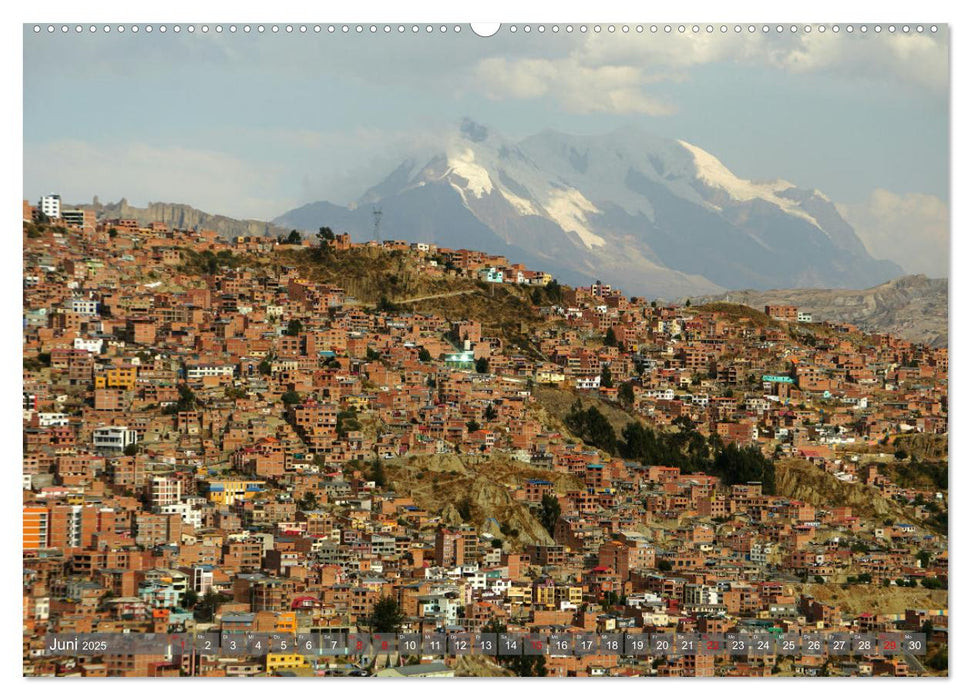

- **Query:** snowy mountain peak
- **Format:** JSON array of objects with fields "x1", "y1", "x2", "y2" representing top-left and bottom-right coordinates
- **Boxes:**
[
  {"x1": 277, "y1": 122, "x2": 901, "y2": 297},
  {"x1": 677, "y1": 139, "x2": 821, "y2": 229},
  {"x1": 443, "y1": 147, "x2": 494, "y2": 200}
]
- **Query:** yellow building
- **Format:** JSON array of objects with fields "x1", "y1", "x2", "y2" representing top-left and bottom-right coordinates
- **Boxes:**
[
  {"x1": 274, "y1": 612, "x2": 297, "y2": 634},
  {"x1": 535, "y1": 370, "x2": 566, "y2": 384},
  {"x1": 506, "y1": 582, "x2": 533, "y2": 607},
  {"x1": 204, "y1": 480, "x2": 265, "y2": 506},
  {"x1": 533, "y1": 585, "x2": 556, "y2": 610},
  {"x1": 265, "y1": 653, "x2": 308, "y2": 674},
  {"x1": 345, "y1": 394, "x2": 370, "y2": 411},
  {"x1": 95, "y1": 366, "x2": 137, "y2": 391},
  {"x1": 555, "y1": 586, "x2": 583, "y2": 607}
]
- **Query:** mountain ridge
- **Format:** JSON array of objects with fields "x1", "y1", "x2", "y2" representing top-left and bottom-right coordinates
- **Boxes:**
[
  {"x1": 274, "y1": 121, "x2": 902, "y2": 297},
  {"x1": 76, "y1": 197, "x2": 290, "y2": 241},
  {"x1": 693, "y1": 274, "x2": 948, "y2": 347}
]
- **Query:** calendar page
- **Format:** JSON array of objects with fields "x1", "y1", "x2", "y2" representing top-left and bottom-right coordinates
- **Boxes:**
[{"x1": 21, "y1": 8, "x2": 949, "y2": 685}]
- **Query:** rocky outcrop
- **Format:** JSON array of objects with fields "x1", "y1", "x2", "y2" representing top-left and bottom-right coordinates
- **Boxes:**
[
  {"x1": 775, "y1": 459, "x2": 915, "y2": 526},
  {"x1": 80, "y1": 198, "x2": 289, "y2": 241},
  {"x1": 696, "y1": 275, "x2": 947, "y2": 346}
]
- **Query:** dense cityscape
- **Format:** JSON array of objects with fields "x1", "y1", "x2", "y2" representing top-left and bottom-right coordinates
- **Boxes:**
[{"x1": 23, "y1": 195, "x2": 948, "y2": 677}]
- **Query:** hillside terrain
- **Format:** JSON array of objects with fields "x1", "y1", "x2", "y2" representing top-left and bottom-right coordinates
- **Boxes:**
[
  {"x1": 382, "y1": 453, "x2": 582, "y2": 549},
  {"x1": 775, "y1": 459, "x2": 918, "y2": 526},
  {"x1": 793, "y1": 582, "x2": 947, "y2": 617},
  {"x1": 694, "y1": 275, "x2": 947, "y2": 346}
]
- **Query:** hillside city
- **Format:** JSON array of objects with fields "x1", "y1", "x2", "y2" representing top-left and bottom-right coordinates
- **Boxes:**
[{"x1": 22, "y1": 195, "x2": 948, "y2": 677}]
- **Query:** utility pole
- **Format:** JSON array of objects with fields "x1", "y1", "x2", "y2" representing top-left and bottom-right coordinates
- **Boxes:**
[{"x1": 372, "y1": 207, "x2": 382, "y2": 243}]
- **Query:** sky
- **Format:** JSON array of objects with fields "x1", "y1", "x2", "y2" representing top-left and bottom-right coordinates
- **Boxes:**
[{"x1": 23, "y1": 23, "x2": 950, "y2": 276}]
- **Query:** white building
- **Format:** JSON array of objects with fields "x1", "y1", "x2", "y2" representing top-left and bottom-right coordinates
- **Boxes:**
[
  {"x1": 39, "y1": 194, "x2": 61, "y2": 219},
  {"x1": 93, "y1": 425, "x2": 138, "y2": 451},
  {"x1": 644, "y1": 388, "x2": 675, "y2": 401},
  {"x1": 149, "y1": 475, "x2": 183, "y2": 508},
  {"x1": 37, "y1": 412, "x2": 69, "y2": 427},
  {"x1": 73, "y1": 337, "x2": 104, "y2": 354},
  {"x1": 186, "y1": 363, "x2": 235, "y2": 380},
  {"x1": 69, "y1": 299, "x2": 100, "y2": 316},
  {"x1": 191, "y1": 565, "x2": 214, "y2": 595},
  {"x1": 797, "y1": 312, "x2": 813, "y2": 323},
  {"x1": 684, "y1": 583, "x2": 721, "y2": 606},
  {"x1": 160, "y1": 502, "x2": 203, "y2": 529},
  {"x1": 575, "y1": 375, "x2": 601, "y2": 390}
]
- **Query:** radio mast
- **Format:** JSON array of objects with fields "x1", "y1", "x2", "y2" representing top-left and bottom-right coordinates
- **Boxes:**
[{"x1": 372, "y1": 207, "x2": 382, "y2": 243}]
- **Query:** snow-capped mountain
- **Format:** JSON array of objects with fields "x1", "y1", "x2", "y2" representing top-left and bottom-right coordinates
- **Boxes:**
[{"x1": 274, "y1": 120, "x2": 901, "y2": 297}]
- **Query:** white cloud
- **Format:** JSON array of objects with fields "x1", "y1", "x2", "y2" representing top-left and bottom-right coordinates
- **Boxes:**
[
  {"x1": 24, "y1": 140, "x2": 290, "y2": 220},
  {"x1": 475, "y1": 56, "x2": 677, "y2": 116},
  {"x1": 774, "y1": 32, "x2": 948, "y2": 94},
  {"x1": 471, "y1": 30, "x2": 947, "y2": 115},
  {"x1": 837, "y1": 189, "x2": 949, "y2": 277}
]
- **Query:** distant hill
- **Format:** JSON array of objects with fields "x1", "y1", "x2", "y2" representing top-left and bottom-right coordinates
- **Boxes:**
[
  {"x1": 693, "y1": 275, "x2": 947, "y2": 347},
  {"x1": 80, "y1": 198, "x2": 290, "y2": 241}
]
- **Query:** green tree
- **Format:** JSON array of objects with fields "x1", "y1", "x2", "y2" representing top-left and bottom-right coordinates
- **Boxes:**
[
  {"x1": 619, "y1": 381, "x2": 635, "y2": 407},
  {"x1": 176, "y1": 383, "x2": 197, "y2": 412},
  {"x1": 369, "y1": 597, "x2": 405, "y2": 633},
  {"x1": 286, "y1": 229, "x2": 302, "y2": 244},
  {"x1": 565, "y1": 401, "x2": 617, "y2": 454},
  {"x1": 284, "y1": 319, "x2": 303, "y2": 336},
  {"x1": 317, "y1": 226, "x2": 335, "y2": 243},
  {"x1": 604, "y1": 328, "x2": 618, "y2": 348},
  {"x1": 475, "y1": 357, "x2": 490, "y2": 374},
  {"x1": 600, "y1": 364, "x2": 613, "y2": 389},
  {"x1": 370, "y1": 458, "x2": 386, "y2": 488},
  {"x1": 927, "y1": 645, "x2": 948, "y2": 671},
  {"x1": 298, "y1": 492, "x2": 319, "y2": 510},
  {"x1": 336, "y1": 409, "x2": 361, "y2": 437},
  {"x1": 181, "y1": 589, "x2": 199, "y2": 609},
  {"x1": 281, "y1": 390, "x2": 301, "y2": 406},
  {"x1": 484, "y1": 403, "x2": 498, "y2": 421},
  {"x1": 418, "y1": 347, "x2": 432, "y2": 362},
  {"x1": 508, "y1": 655, "x2": 548, "y2": 677},
  {"x1": 538, "y1": 494, "x2": 561, "y2": 537},
  {"x1": 123, "y1": 443, "x2": 140, "y2": 457},
  {"x1": 713, "y1": 443, "x2": 776, "y2": 494},
  {"x1": 193, "y1": 590, "x2": 231, "y2": 622},
  {"x1": 456, "y1": 497, "x2": 474, "y2": 521},
  {"x1": 376, "y1": 296, "x2": 399, "y2": 313},
  {"x1": 466, "y1": 419, "x2": 481, "y2": 433}
]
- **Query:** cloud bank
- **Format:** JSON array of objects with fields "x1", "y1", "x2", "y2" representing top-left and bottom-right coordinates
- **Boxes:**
[{"x1": 837, "y1": 189, "x2": 949, "y2": 278}]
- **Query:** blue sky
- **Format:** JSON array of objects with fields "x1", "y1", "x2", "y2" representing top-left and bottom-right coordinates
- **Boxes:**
[{"x1": 23, "y1": 24, "x2": 950, "y2": 275}]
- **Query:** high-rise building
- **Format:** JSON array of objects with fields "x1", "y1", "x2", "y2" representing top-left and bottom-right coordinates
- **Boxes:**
[
  {"x1": 23, "y1": 506, "x2": 49, "y2": 550},
  {"x1": 434, "y1": 528, "x2": 465, "y2": 568},
  {"x1": 61, "y1": 208, "x2": 96, "y2": 232},
  {"x1": 49, "y1": 503, "x2": 97, "y2": 549},
  {"x1": 39, "y1": 194, "x2": 61, "y2": 220}
]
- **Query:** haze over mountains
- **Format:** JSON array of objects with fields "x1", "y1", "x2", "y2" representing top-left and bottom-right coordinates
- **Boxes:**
[{"x1": 274, "y1": 120, "x2": 902, "y2": 298}]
